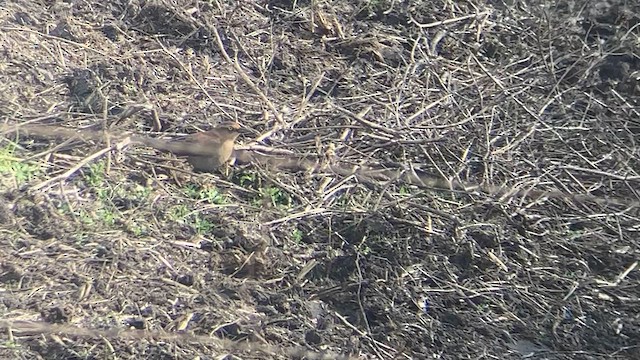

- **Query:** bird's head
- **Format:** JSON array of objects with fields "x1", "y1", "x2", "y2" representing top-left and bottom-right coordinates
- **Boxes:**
[{"x1": 213, "y1": 121, "x2": 242, "y2": 140}]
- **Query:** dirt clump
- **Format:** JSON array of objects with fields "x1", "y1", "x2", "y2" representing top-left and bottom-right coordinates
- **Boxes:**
[{"x1": 0, "y1": 0, "x2": 639, "y2": 359}]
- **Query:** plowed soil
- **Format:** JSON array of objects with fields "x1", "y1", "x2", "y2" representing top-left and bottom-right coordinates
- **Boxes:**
[{"x1": 1, "y1": 1, "x2": 639, "y2": 359}]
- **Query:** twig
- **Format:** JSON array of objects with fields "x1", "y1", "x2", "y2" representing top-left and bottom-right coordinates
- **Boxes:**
[
  {"x1": 409, "y1": 12, "x2": 491, "y2": 29},
  {"x1": 211, "y1": 26, "x2": 284, "y2": 126},
  {"x1": 0, "y1": 26, "x2": 125, "y2": 66},
  {"x1": 333, "y1": 105, "x2": 398, "y2": 136},
  {"x1": 557, "y1": 164, "x2": 640, "y2": 182},
  {"x1": 0, "y1": 319, "x2": 356, "y2": 360},
  {"x1": 30, "y1": 139, "x2": 131, "y2": 192},
  {"x1": 154, "y1": 39, "x2": 233, "y2": 121}
]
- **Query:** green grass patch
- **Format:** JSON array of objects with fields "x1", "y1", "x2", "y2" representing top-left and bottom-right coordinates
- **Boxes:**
[
  {"x1": 0, "y1": 143, "x2": 41, "y2": 184},
  {"x1": 182, "y1": 183, "x2": 227, "y2": 204}
]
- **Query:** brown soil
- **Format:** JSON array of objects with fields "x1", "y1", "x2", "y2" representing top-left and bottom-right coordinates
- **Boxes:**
[{"x1": 1, "y1": 0, "x2": 639, "y2": 359}]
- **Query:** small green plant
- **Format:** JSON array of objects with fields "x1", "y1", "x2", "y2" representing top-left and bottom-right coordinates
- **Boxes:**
[
  {"x1": 132, "y1": 183, "x2": 152, "y2": 198},
  {"x1": 202, "y1": 186, "x2": 226, "y2": 204},
  {"x1": 183, "y1": 184, "x2": 201, "y2": 198},
  {"x1": 1, "y1": 340, "x2": 20, "y2": 349},
  {"x1": 77, "y1": 208, "x2": 95, "y2": 226},
  {"x1": 262, "y1": 186, "x2": 290, "y2": 207},
  {"x1": 193, "y1": 215, "x2": 215, "y2": 234},
  {"x1": 0, "y1": 144, "x2": 40, "y2": 184},
  {"x1": 169, "y1": 204, "x2": 217, "y2": 234},
  {"x1": 291, "y1": 228, "x2": 304, "y2": 243},
  {"x1": 183, "y1": 184, "x2": 226, "y2": 204},
  {"x1": 86, "y1": 161, "x2": 106, "y2": 187},
  {"x1": 127, "y1": 221, "x2": 146, "y2": 236},
  {"x1": 357, "y1": 241, "x2": 372, "y2": 256},
  {"x1": 169, "y1": 204, "x2": 190, "y2": 221},
  {"x1": 237, "y1": 171, "x2": 258, "y2": 188},
  {"x1": 96, "y1": 208, "x2": 117, "y2": 226},
  {"x1": 84, "y1": 161, "x2": 116, "y2": 203}
]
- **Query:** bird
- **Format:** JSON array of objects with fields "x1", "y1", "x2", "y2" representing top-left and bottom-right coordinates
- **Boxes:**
[
  {"x1": 184, "y1": 122, "x2": 242, "y2": 172},
  {"x1": 134, "y1": 121, "x2": 242, "y2": 172},
  {"x1": 1, "y1": 122, "x2": 244, "y2": 172}
]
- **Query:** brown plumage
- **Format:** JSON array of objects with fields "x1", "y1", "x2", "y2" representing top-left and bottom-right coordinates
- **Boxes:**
[
  {"x1": 135, "y1": 122, "x2": 242, "y2": 172},
  {"x1": 184, "y1": 122, "x2": 242, "y2": 171},
  {"x1": 1, "y1": 122, "x2": 243, "y2": 172}
]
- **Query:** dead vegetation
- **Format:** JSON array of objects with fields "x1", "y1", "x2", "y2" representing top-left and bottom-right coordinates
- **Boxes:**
[{"x1": 0, "y1": 0, "x2": 639, "y2": 359}]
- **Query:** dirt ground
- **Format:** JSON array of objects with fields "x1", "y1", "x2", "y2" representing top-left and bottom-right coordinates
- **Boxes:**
[{"x1": 0, "y1": 0, "x2": 639, "y2": 359}]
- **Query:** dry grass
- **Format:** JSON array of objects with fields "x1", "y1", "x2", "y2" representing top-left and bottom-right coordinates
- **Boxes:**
[{"x1": 0, "y1": 0, "x2": 639, "y2": 359}]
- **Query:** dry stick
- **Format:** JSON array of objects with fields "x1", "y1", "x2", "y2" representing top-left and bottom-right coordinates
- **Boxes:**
[
  {"x1": 611, "y1": 261, "x2": 638, "y2": 287},
  {"x1": 254, "y1": 166, "x2": 312, "y2": 206},
  {"x1": 405, "y1": 93, "x2": 447, "y2": 124},
  {"x1": 611, "y1": 88, "x2": 640, "y2": 119},
  {"x1": 354, "y1": 245, "x2": 393, "y2": 360},
  {"x1": 153, "y1": 39, "x2": 233, "y2": 121},
  {"x1": 30, "y1": 146, "x2": 111, "y2": 191},
  {"x1": 414, "y1": 99, "x2": 485, "y2": 130},
  {"x1": 0, "y1": 320, "x2": 355, "y2": 360},
  {"x1": 295, "y1": 72, "x2": 325, "y2": 123},
  {"x1": 333, "y1": 105, "x2": 398, "y2": 135},
  {"x1": 210, "y1": 26, "x2": 285, "y2": 138},
  {"x1": 332, "y1": 311, "x2": 397, "y2": 357},
  {"x1": 0, "y1": 26, "x2": 126, "y2": 66},
  {"x1": 30, "y1": 138, "x2": 131, "y2": 192},
  {"x1": 263, "y1": 207, "x2": 335, "y2": 226},
  {"x1": 557, "y1": 164, "x2": 640, "y2": 182},
  {"x1": 409, "y1": 11, "x2": 491, "y2": 28},
  {"x1": 471, "y1": 54, "x2": 540, "y2": 154},
  {"x1": 102, "y1": 93, "x2": 113, "y2": 174},
  {"x1": 28, "y1": 139, "x2": 85, "y2": 171},
  {"x1": 0, "y1": 114, "x2": 66, "y2": 130},
  {"x1": 253, "y1": 72, "x2": 327, "y2": 152},
  {"x1": 468, "y1": 56, "x2": 636, "y2": 200},
  {"x1": 472, "y1": 53, "x2": 564, "y2": 142}
]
